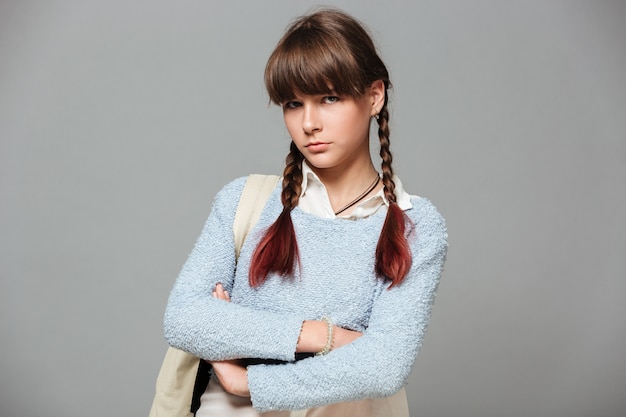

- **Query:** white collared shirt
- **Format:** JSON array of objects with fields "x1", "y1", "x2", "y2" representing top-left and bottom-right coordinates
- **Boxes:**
[{"x1": 298, "y1": 160, "x2": 414, "y2": 219}]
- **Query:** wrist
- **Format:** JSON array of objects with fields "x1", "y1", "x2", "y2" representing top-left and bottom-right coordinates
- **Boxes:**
[
  {"x1": 296, "y1": 320, "x2": 333, "y2": 353},
  {"x1": 315, "y1": 317, "x2": 334, "y2": 356},
  {"x1": 211, "y1": 360, "x2": 250, "y2": 397}
]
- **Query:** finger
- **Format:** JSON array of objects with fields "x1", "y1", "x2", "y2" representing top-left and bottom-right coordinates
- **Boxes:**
[
  {"x1": 213, "y1": 283, "x2": 229, "y2": 301},
  {"x1": 216, "y1": 283, "x2": 225, "y2": 299}
]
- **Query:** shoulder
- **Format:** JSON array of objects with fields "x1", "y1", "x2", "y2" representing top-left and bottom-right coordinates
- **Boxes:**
[
  {"x1": 212, "y1": 174, "x2": 281, "y2": 213},
  {"x1": 207, "y1": 176, "x2": 246, "y2": 212},
  {"x1": 214, "y1": 176, "x2": 249, "y2": 199},
  {"x1": 405, "y1": 196, "x2": 448, "y2": 252},
  {"x1": 215, "y1": 175, "x2": 281, "y2": 198},
  {"x1": 406, "y1": 196, "x2": 445, "y2": 225}
]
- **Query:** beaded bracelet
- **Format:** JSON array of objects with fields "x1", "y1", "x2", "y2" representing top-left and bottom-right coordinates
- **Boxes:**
[{"x1": 316, "y1": 317, "x2": 334, "y2": 356}]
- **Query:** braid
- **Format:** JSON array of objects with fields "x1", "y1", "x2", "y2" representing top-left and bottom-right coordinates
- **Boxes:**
[
  {"x1": 377, "y1": 105, "x2": 397, "y2": 204},
  {"x1": 249, "y1": 142, "x2": 302, "y2": 286},
  {"x1": 281, "y1": 141, "x2": 304, "y2": 210},
  {"x1": 375, "y1": 101, "x2": 413, "y2": 287}
]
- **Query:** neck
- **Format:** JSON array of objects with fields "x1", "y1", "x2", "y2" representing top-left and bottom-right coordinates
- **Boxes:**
[{"x1": 308, "y1": 159, "x2": 382, "y2": 215}]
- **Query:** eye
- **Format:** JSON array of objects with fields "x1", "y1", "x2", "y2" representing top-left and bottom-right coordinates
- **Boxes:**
[
  {"x1": 283, "y1": 101, "x2": 302, "y2": 110},
  {"x1": 323, "y1": 96, "x2": 339, "y2": 104}
]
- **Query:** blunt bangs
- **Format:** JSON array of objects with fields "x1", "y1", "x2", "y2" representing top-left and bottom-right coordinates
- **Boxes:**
[{"x1": 265, "y1": 25, "x2": 370, "y2": 104}]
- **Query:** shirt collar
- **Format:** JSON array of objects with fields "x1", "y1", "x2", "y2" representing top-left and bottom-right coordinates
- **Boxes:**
[{"x1": 300, "y1": 160, "x2": 413, "y2": 213}]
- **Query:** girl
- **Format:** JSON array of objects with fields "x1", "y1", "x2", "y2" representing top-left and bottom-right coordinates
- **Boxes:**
[{"x1": 164, "y1": 8, "x2": 447, "y2": 416}]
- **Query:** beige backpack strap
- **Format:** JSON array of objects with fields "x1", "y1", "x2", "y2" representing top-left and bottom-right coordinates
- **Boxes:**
[{"x1": 233, "y1": 174, "x2": 280, "y2": 259}]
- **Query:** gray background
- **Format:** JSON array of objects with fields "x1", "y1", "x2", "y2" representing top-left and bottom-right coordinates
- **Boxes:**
[{"x1": 1, "y1": 1, "x2": 625, "y2": 416}]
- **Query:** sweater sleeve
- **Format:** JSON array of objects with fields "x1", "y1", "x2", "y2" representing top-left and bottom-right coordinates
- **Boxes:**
[
  {"x1": 163, "y1": 177, "x2": 306, "y2": 362},
  {"x1": 246, "y1": 198, "x2": 448, "y2": 412}
]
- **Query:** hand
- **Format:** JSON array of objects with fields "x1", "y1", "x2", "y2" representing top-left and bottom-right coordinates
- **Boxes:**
[
  {"x1": 333, "y1": 326, "x2": 363, "y2": 349},
  {"x1": 212, "y1": 282, "x2": 230, "y2": 302},
  {"x1": 210, "y1": 359, "x2": 250, "y2": 397}
]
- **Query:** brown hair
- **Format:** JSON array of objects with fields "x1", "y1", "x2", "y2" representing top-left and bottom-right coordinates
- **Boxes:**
[{"x1": 249, "y1": 8, "x2": 412, "y2": 287}]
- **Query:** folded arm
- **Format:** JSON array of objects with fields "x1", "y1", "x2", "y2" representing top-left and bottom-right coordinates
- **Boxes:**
[
  {"x1": 164, "y1": 178, "x2": 305, "y2": 362},
  {"x1": 245, "y1": 200, "x2": 448, "y2": 412},
  {"x1": 209, "y1": 283, "x2": 363, "y2": 397}
]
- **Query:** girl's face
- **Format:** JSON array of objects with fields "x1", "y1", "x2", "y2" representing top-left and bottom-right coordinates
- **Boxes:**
[{"x1": 282, "y1": 81, "x2": 385, "y2": 174}]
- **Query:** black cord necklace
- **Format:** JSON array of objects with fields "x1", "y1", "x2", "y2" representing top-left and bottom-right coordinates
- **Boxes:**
[{"x1": 333, "y1": 174, "x2": 381, "y2": 216}]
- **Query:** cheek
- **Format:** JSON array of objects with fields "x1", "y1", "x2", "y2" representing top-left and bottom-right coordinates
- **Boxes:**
[
  {"x1": 283, "y1": 115, "x2": 299, "y2": 137},
  {"x1": 341, "y1": 111, "x2": 371, "y2": 136}
]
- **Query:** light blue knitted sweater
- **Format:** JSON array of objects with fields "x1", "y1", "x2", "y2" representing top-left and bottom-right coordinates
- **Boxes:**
[{"x1": 164, "y1": 176, "x2": 448, "y2": 412}]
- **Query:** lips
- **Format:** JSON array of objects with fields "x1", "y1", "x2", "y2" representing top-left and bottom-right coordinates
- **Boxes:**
[{"x1": 306, "y1": 142, "x2": 330, "y2": 152}]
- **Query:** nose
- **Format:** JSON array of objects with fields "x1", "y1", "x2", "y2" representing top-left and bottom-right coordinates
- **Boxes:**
[{"x1": 302, "y1": 105, "x2": 321, "y2": 134}]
